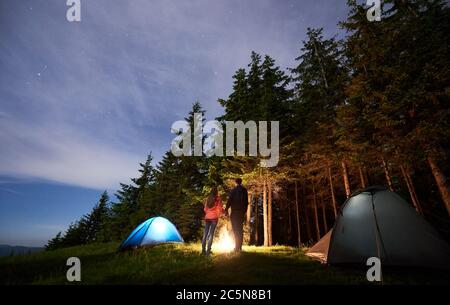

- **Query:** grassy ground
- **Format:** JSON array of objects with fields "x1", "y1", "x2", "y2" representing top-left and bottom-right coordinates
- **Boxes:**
[{"x1": 0, "y1": 243, "x2": 449, "y2": 284}]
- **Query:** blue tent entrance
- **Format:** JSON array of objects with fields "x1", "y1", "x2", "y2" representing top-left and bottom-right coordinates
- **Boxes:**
[{"x1": 119, "y1": 216, "x2": 184, "y2": 251}]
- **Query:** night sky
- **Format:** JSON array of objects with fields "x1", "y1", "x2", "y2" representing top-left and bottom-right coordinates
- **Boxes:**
[{"x1": 0, "y1": 0, "x2": 350, "y2": 246}]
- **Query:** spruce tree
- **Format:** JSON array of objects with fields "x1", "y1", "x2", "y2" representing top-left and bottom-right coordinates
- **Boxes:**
[{"x1": 85, "y1": 191, "x2": 110, "y2": 243}]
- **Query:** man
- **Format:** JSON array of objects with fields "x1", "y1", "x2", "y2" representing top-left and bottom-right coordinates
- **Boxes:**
[{"x1": 225, "y1": 178, "x2": 248, "y2": 253}]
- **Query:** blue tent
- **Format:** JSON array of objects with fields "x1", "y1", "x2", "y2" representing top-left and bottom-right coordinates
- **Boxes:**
[{"x1": 119, "y1": 216, "x2": 184, "y2": 251}]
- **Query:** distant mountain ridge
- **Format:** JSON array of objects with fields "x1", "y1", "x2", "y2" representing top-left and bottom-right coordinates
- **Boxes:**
[{"x1": 0, "y1": 244, "x2": 44, "y2": 257}]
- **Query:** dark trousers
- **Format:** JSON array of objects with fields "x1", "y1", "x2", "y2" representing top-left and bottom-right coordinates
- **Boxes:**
[
  {"x1": 202, "y1": 219, "x2": 218, "y2": 253},
  {"x1": 231, "y1": 212, "x2": 245, "y2": 251}
]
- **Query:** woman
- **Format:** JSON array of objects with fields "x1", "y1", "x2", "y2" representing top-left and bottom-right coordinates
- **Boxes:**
[{"x1": 202, "y1": 187, "x2": 223, "y2": 255}]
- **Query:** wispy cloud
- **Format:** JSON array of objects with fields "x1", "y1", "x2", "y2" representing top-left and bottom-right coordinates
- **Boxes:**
[
  {"x1": 29, "y1": 224, "x2": 66, "y2": 232},
  {"x1": 0, "y1": 117, "x2": 142, "y2": 189},
  {"x1": 0, "y1": 187, "x2": 21, "y2": 196},
  {"x1": 0, "y1": 0, "x2": 347, "y2": 190}
]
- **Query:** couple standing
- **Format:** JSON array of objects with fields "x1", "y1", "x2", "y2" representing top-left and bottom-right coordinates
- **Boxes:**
[{"x1": 201, "y1": 178, "x2": 248, "y2": 255}]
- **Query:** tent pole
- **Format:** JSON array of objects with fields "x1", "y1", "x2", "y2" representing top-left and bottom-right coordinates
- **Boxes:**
[{"x1": 370, "y1": 193, "x2": 386, "y2": 284}]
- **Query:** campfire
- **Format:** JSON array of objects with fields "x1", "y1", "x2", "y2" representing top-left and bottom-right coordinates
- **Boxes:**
[{"x1": 213, "y1": 226, "x2": 235, "y2": 253}]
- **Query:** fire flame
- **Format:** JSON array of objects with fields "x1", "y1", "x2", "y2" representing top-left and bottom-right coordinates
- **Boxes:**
[{"x1": 213, "y1": 226, "x2": 235, "y2": 253}]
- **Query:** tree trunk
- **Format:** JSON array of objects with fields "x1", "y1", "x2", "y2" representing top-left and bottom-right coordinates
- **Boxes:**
[
  {"x1": 400, "y1": 165, "x2": 422, "y2": 214},
  {"x1": 359, "y1": 165, "x2": 367, "y2": 188},
  {"x1": 364, "y1": 165, "x2": 371, "y2": 186},
  {"x1": 428, "y1": 157, "x2": 450, "y2": 217},
  {"x1": 255, "y1": 194, "x2": 259, "y2": 245},
  {"x1": 263, "y1": 180, "x2": 268, "y2": 246},
  {"x1": 295, "y1": 181, "x2": 301, "y2": 247},
  {"x1": 268, "y1": 181, "x2": 273, "y2": 246},
  {"x1": 321, "y1": 193, "x2": 328, "y2": 232},
  {"x1": 341, "y1": 160, "x2": 351, "y2": 198},
  {"x1": 381, "y1": 155, "x2": 394, "y2": 191},
  {"x1": 246, "y1": 192, "x2": 252, "y2": 224},
  {"x1": 246, "y1": 192, "x2": 253, "y2": 243},
  {"x1": 327, "y1": 163, "x2": 338, "y2": 218},
  {"x1": 312, "y1": 36, "x2": 329, "y2": 89},
  {"x1": 312, "y1": 184, "x2": 321, "y2": 241},
  {"x1": 303, "y1": 184, "x2": 312, "y2": 241},
  {"x1": 287, "y1": 193, "x2": 292, "y2": 243},
  {"x1": 406, "y1": 169, "x2": 420, "y2": 211}
]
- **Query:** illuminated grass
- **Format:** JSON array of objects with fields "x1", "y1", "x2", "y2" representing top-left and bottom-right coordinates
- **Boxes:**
[{"x1": 0, "y1": 243, "x2": 449, "y2": 284}]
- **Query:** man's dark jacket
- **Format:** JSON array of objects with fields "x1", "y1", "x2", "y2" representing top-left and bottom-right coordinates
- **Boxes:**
[{"x1": 226, "y1": 185, "x2": 248, "y2": 214}]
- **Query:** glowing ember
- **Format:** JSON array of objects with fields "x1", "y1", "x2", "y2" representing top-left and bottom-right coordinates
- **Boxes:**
[{"x1": 213, "y1": 226, "x2": 235, "y2": 253}]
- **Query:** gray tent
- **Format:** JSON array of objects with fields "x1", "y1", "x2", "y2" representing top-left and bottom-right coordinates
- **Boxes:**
[{"x1": 306, "y1": 186, "x2": 450, "y2": 270}]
